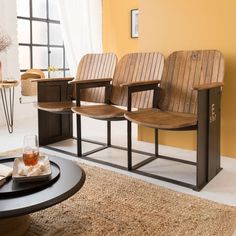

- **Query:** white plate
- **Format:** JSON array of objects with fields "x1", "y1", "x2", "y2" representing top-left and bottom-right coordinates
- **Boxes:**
[{"x1": 12, "y1": 156, "x2": 52, "y2": 182}]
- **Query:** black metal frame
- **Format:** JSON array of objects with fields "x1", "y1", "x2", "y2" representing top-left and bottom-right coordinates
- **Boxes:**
[
  {"x1": 17, "y1": 0, "x2": 69, "y2": 77},
  {"x1": 126, "y1": 84, "x2": 223, "y2": 191},
  {"x1": 0, "y1": 86, "x2": 15, "y2": 133},
  {"x1": 48, "y1": 81, "x2": 166, "y2": 171},
  {"x1": 75, "y1": 80, "x2": 112, "y2": 156},
  {"x1": 38, "y1": 79, "x2": 222, "y2": 191}
]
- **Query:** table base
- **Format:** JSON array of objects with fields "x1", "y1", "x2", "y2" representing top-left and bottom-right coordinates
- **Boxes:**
[{"x1": 0, "y1": 215, "x2": 30, "y2": 236}]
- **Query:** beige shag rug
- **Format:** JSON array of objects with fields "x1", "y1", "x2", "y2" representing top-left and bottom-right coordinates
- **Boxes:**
[{"x1": 1, "y1": 150, "x2": 236, "y2": 236}]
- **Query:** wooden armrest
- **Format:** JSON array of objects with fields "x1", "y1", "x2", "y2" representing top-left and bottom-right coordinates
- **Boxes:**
[
  {"x1": 73, "y1": 78, "x2": 112, "y2": 105},
  {"x1": 120, "y1": 80, "x2": 161, "y2": 88},
  {"x1": 193, "y1": 82, "x2": 224, "y2": 91},
  {"x1": 69, "y1": 78, "x2": 112, "y2": 84},
  {"x1": 32, "y1": 77, "x2": 74, "y2": 83}
]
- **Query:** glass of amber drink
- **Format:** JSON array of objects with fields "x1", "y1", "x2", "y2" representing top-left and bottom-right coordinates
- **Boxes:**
[{"x1": 23, "y1": 135, "x2": 39, "y2": 166}]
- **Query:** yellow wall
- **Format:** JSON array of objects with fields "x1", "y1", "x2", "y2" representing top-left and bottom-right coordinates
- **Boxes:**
[
  {"x1": 102, "y1": 0, "x2": 138, "y2": 58},
  {"x1": 102, "y1": 0, "x2": 236, "y2": 158},
  {"x1": 138, "y1": 0, "x2": 236, "y2": 158}
]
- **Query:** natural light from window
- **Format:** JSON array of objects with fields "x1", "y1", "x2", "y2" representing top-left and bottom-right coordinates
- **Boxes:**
[{"x1": 16, "y1": 0, "x2": 70, "y2": 78}]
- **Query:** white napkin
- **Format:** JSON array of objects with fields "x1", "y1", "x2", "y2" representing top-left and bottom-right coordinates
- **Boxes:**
[
  {"x1": 18, "y1": 156, "x2": 49, "y2": 176},
  {"x1": 0, "y1": 164, "x2": 13, "y2": 187},
  {"x1": 0, "y1": 164, "x2": 13, "y2": 178}
]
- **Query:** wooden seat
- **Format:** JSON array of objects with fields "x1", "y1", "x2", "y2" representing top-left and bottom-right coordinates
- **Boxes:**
[
  {"x1": 125, "y1": 50, "x2": 224, "y2": 191},
  {"x1": 125, "y1": 109, "x2": 197, "y2": 129},
  {"x1": 72, "y1": 104, "x2": 125, "y2": 120},
  {"x1": 37, "y1": 101, "x2": 75, "y2": 113},
  {"x1": 35, "y1": 53, "x2": 117, "y2": 146},
  {"x1": 72, "y1": 52, "x2": 164, "y2": 158}
]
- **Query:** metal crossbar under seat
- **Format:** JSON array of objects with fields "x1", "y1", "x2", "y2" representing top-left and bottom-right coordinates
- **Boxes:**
[{"x1": 42, "y1": 120, "x2": 200, "y2": 191}]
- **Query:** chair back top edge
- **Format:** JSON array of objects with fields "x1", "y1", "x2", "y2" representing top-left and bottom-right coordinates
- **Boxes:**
[
  {"x1": 74, "y1": 53, "x2": 118, "y2": 103},
  {"x1": 111, "y1": 52, "x2": 165, "y2": 108},
  {"x1": 75, "y1": 53, "x2": 117, "y2": 80},
  {"x1": 158, "y1": 49, "x2": 224, "y2": 114}
]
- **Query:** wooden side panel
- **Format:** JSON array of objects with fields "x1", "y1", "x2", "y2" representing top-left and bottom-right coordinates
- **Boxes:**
[
  {"x1": 75, "y1": 53, "x2": 117, "y2": 103},
  {"x1": 38, "y1": 81, "x2": 73, "y2": 146},
  {"x1": 111, "y1": 52, "x2": 164, "y2": 108},
  {"x1": 158, "y1": 50, "x2": 224, "y2": 114}
]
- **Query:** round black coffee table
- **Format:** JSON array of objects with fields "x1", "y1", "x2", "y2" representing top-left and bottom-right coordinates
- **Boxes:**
[{"x1": 0, "y1": 156, "x2": 86, "y2": 236}]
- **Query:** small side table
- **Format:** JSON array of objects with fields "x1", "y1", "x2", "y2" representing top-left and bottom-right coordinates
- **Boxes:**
[{"x1": 0, "y1": 80, "x2": 19, "y2": 133}]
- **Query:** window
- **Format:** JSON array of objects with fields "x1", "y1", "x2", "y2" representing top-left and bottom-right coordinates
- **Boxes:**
[{"x1": 17, "y1": 0, "x2": 70, "y2": 78}]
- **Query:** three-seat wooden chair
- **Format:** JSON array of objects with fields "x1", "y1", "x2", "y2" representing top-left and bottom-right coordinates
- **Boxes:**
[
  {"x1": 71, "y1": 52, "x2": 165, "y2": 165},
  {"x1": 124, "y1": 50, "x2": 224, "y2": 191},
  {"x1": 35, "y1": 53, "x2": 117, "y2": 149}
]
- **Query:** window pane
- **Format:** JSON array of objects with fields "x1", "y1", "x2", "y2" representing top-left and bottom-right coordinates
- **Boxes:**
[
  {"x1": 33, "y1": 46, "x2": 48, "y2": 69},
  {"x1": 49, "y1": 48, "x2": 63, "y2": 68},
  {"x1": 49, "y1": 0, "x2": 60, "y2": 20},
  {"x1": 17, "y1": 19, "x2": 30, "y2": 44},
  {"x1": 32, "y1": 21, "x2": 47, "y2": 44},
  {"x1": 49, "y1": 23, "x2": 63, "y2": 45},
  {"x1": 19, "y1": 46, "x2": 30, "y2": 69},
  {"x1": 44, "y1": 71, "x2": 49, "y2": 78},
  {"x1": 49, "y1": 70, "x2": 64, "y2": 78},
  {"x1": 65, "y1": 57, "x2": 69, "y2": 68},
  {"x1": 65, "y1": 70, "x2": 71, "y2": 77},
  {"x1": 17, "y1": 0, "x2": 30, "y2": 17},
  {"x1": 32, "y1": 0, "x2": 47, "y2": 18}
]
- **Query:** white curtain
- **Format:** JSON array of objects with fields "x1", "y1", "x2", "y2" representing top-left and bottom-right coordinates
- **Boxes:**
[{"x1": 57, "y1": 0, "x2": 103, "y2": 76}]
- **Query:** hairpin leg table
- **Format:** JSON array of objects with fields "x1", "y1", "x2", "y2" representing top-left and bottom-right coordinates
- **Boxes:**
[{"x1": 0, "y1": 80, "x2": 19, "y2": 133}]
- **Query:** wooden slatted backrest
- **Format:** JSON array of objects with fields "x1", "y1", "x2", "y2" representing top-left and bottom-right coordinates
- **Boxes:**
[
  {"x1": 111, "y1": 52, "x2": 164, "y2": 108},
  {"x1": 75, "y1": 53, "x2": 117, "y2": 102},
  {"x1": 158, "y1": 50, "x2": 224, "y2": 114}
]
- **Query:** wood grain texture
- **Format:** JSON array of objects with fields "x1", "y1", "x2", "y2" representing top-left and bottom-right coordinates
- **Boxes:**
[
  {"x1": 125, "y1": 109, "x2": 197, "y2": 129},
  {"x1": 120, "y1": 80, "x2": 161, "y2": 88},
  {"x1": 73, "y1": 52, "x2": 164, "y2": 120},
  {"x1": 0, "y1": 80, "x2": 19, "y2": 88},
  {"x1": 111, "y1": 52, "x2": 164, "y2": 108},
  {"x1": 37, "y1": 101, "x2": 75, "y2": 113},
  {"x1": 158, "y1": 50, "x2": 224, "y2": 114},
  {"x1": 193, "y1": 82, "x2": 224, "y2": 90},
  {"x1": 125, "y1": 50, "x2": 224, "y2": 130},
  {"x1": 72, "y1": 104, "x2": 125, "y2": 120},
  {"x1": 33, "y1": 77, "x2": 73, "y2": 83},
  {"x1": 75, "y1": 53, "x2": 117, "y2": 103},
  {"x1": 70, "y1": 78, "x2": 112, "y2": 84},
  {"x1": 36, "y1": 53, "x2": 117, "y2": 113}
]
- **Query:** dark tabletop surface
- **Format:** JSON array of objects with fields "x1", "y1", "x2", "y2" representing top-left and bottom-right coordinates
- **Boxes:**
[{"x1": 0, "y1": 156, "x2": 86, "y2": 219}]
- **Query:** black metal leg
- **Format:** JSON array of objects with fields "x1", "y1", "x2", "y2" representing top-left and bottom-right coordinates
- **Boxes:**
[
  {"x1": 196, "y1": 90, "x2": 209, "y2": 191},
  {"x1": 208, "y1": 88, "x2": 222, "y2": 180},
  {"x1": 0, "y1": 87, "x2": 15, "y2": 133},
  {"x1": 107, "y1": 121, "x2": 111, "y2": 147},
  {"x1": 127, "y1": 120, "x2": 132, "y2": 170},
  {"x1": 155, "y1": 129, "x2": 159, "y2": 157},
  {"x1": 77, "y1": 114, "x2": 82, "y2": 156}
]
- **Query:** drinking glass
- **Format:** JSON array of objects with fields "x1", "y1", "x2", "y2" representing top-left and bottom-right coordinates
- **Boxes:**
[{"x1": 23, "y1": 135, "x2": 39, "y2": 166}]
